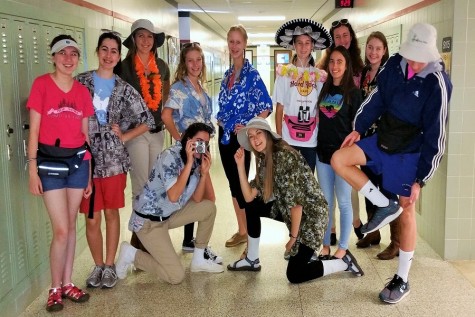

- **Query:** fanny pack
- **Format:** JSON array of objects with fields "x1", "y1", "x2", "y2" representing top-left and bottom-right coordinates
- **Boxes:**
[
  {"x1": 37, "y1": 142, "x2": 87, "y2": 178},
  {"x1": 377, "y1": 112, "x2": 421, "y2": 154},
  {"x1": 284, "y1": 115, "x2": 317, "y2": 142}
]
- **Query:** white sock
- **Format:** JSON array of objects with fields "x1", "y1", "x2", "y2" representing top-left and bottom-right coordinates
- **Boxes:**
[
  {"x1": 322, "y1": 259, "x2": 348, "y2": 276},
  {"x1": 232, "y1": 236, "x2": 260, "y2": 269},
  {"x1": 396, "y1": 249, "x2": 414, "y2": 282},
  {"x1": 359, "y1": 180, "x2": 389, "y2": 207},
  {"x1": 247, "y1": 236, "x2": 260, "y2": 260},
  {"x1": 192, "y1": 248, "x2": 205, "y2": 263}
]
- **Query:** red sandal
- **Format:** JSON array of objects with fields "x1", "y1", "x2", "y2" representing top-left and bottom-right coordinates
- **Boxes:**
[
  {"x1": 62, "y1": 283, "x2": 90, "y2": 303},
  {"x1": 46, "y1": 287, "x2": 63, "y2": 312}
]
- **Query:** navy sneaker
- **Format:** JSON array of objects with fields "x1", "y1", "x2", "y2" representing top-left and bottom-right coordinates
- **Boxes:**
[
  {"x1": 361, "y1": 199, "x2": 402, "y2": 234},
  {"x1": 379, "y1": 274, "x2": 410, "y2": 304}
]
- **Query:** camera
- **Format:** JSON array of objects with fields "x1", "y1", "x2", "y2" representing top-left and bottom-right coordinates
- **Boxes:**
[{"x1": 195, "y1": 141, "x2": 206, "y2": 154}]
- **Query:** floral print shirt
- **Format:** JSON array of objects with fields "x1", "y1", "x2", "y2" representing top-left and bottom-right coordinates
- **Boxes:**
[
  {"x1": 75, "y1": 71, "x2": 155, "y2": 178},
  {"x1": 164, "y1": 77, "x2": 215, "y2": 134},
  {"x1": 250, "y1": 147, "x2": 328, "y2": 255},
  {"x1": 129, "y1": 142, "x2": 201, "y2": 232},
  {"x1": 216, "y1": 59, "x2": 273, "y2": 145}
]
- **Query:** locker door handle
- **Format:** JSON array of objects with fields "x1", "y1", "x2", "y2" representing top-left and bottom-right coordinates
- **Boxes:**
[
  {"x1": 6, "y1": 125, "x2": 14, "y2": 137},
  {"x1": 23, "y1": 123, "x2": 30, "y2": 130}
]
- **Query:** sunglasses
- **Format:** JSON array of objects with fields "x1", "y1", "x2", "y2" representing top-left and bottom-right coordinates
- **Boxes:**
[
  {"x1": 331, "y1": 19, "x2": 349, "y2": 28},
  {"x1": 182, "y1": 42, "x2": 201, "y2": 49},
  {"x1": 100, "y1": 29, "x2": 122, "y2": 37}
]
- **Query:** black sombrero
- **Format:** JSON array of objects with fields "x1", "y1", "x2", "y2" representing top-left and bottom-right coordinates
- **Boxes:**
[{"x1": 275, "y1": 18, "x2": 332, "y2": 50}]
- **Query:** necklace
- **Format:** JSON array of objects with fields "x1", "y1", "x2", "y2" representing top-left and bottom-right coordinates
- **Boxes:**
[{"x1": 135, "y1": 53, "x2": 162, "y2": 111}]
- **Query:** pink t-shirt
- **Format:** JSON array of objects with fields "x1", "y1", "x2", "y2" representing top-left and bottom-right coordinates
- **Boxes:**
[{"x1": 27, "y1": 74, "x2": 94, "y2": 149}]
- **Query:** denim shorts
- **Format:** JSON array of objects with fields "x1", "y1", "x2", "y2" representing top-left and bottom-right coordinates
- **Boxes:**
[
  {"x1": 356, "y1": 134, "x2": 420, "y2": 197},
  {"x1": 40, "y1": 159, "x2": 89, "y2": 192}
]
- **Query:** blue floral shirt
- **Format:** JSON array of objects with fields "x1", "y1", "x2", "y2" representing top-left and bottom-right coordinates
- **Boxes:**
[
  {"x1": 164, "y1": 77, "x2": 214, "y2": 134},
  {"x1": 216, "y1": 59, "x2": 273, "y2": 144},
  {"x1": 129, "y1": 142, "x2": 200, "y2": 232}
]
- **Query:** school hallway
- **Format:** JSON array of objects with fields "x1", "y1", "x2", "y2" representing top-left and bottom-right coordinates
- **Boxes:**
[{"x1": 19, "y1": 134, "x2": 475, "y2": 317}]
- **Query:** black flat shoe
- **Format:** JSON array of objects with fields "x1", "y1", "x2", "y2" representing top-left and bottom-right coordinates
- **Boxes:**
[
  {"x1": 354, "y1": 224, "x2": 364, "y2": 240},
  {"x1": 330, "y1": 233, "x2": 337, "y2": 246}
]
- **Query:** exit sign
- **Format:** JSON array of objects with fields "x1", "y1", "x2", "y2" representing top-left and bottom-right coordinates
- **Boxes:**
[{"x1": 336, "y1": 0, "x2": 354, "y2": 8}]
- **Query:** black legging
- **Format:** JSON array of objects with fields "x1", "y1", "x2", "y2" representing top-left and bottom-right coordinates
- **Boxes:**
[
  {"x1": 218, "y1": 126, "x2": 251, "y2": 209},
  {"x1": 245, "y1": 198, "x2": 325, "y2": 284}
]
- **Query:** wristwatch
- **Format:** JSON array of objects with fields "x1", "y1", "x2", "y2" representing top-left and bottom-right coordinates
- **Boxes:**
[{"x1": 415, "y1": 178, "x2": 425, "y2": 188}]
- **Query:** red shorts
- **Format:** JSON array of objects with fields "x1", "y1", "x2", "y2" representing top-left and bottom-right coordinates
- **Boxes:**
[{"x1": 80, "y1": 173, "x2": 127, "y2": 213}]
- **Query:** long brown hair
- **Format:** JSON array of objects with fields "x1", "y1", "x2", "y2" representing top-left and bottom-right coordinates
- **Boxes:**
[
  {"x1": 317, "y1": 21, "x2": 364, "y2": 75},
  {"x1": 317, "y1": 46, "x2": 356, "y2": 106},
  {"x1": 173, "y1": 43, "x2": 207, "y2": 87},
  {"x1": 364, "y1": 31, "x2": 389, "y2": 66},
  {"x1": 251, "y1": 130, "x2": 295, "y2": 202}
]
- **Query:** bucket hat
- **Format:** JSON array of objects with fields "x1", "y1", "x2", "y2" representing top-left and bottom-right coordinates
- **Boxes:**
[
  {"x1": 275, "y1": 18, "x2": 332, "y2": 50},
  {"x1": 123, "y1": 19, "x2": 165, "y2": 49},
  {"x1": 399, "y1": 23, "x2": 440, "y2": 63},
  {"x1": 237, "y1": 117, "x2": 282, "y2": 151}
]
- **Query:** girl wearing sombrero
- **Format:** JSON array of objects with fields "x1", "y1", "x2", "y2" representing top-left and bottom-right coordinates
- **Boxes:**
[{"x1": 273, "y1": 18, "x2": 332, "y2": 174}]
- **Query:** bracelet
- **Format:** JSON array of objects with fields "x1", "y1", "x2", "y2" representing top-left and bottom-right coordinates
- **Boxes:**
[
  {"x1": 289, "y1": 233, "x2": 298, "y2": 239},
  {"x1": 26, "y1": 158, "x2": 37, "y2": 163}
]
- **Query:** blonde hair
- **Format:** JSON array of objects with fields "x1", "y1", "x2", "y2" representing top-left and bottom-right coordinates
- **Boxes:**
[
  {"x1": 173, "y1": 44, "x2": 207, "y2": 87},
  {"x1": 227, "y1": 24, "x2": 248, "y2": 43}
]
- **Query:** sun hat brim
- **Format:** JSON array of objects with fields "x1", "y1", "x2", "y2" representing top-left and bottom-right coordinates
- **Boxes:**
[
  {"x1": 237, "y1": 118, "x2": 282, "y2": 152},
  {"x1": 275, "y1": 18, "x2": 332, "y2": 50},
  {"x1": 123, "y1": 19, "x2": 165, "y2": 49},
  {"x1": 399, "y1": 41, "x2": 440, "y2": 63}
]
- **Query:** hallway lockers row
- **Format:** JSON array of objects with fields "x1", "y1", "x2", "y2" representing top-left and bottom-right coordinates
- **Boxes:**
[{"x1": 0, "y1": 13, "x2": 86, "y2": 314}]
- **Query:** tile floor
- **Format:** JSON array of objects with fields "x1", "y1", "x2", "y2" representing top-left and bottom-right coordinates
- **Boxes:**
[{"x1": 20, "y1": 136, "x2": 475, "y2": 317}]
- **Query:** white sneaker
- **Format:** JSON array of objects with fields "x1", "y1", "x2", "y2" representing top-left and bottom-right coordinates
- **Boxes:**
[
  {"x1": 204, "y1": 246, "x2": 223, "y2": 264},
  {"x1": 190, "y1": 259, "x2": 224, "y2": 273},
  {"x1": 115, "y1": 241, "x2": 137, "y2": 279}
]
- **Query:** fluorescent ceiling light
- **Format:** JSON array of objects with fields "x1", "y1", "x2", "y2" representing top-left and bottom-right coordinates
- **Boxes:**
[
  {"x1": 178, "y1": 8, "x2": 230, "y2": 13},
  {"x1": 238, "y1": 16, "x2": 285, "y2": 21},
  {"x1": 248, "y1": 33, "x2": 275, "y2": 38}
]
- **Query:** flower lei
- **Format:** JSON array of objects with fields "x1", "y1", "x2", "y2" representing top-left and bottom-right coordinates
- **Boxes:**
[
  {"x1": 276, "y1": 63, "x2": 327, "y2": 83},
  {"x1": 135, "y1": 53, "x2": 162, "y2": 111}
]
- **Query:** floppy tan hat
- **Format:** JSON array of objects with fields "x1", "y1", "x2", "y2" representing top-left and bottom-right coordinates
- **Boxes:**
[
  {"x1": 123, "y1": 19, "x2": 165, "y2": 49},
  {"x1": 237, "y1": 117, "x2": 282, "y2": 151}
]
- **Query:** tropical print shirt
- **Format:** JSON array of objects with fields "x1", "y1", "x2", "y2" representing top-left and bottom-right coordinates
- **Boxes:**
[
  {"x1": 216, "y1": 59, "x2": 273, "y2": 144},
  {"x1": 250, "y1": 147, "x2": 328, "y2": 256},
  {"x1": 75, "y1": 71, "x2": 155, "y2": 178},
  {"x1": 129, "y1": 142, "x2": 201, "y2": 232},
  {"x1": 164, "y1": 77, "x2": 215, "y2": 134}
]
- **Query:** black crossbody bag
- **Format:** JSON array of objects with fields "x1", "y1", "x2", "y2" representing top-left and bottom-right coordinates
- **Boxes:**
[
  {"x1": 37, "y1": 139, "x2": 87, "y2": 178},
  {"x1": 377, "y1": 112, "x2": 421, "y2": 154}
]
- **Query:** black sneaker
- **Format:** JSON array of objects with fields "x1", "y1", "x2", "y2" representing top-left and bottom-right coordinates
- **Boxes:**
[
  {"x1": 379, "y1": 274, "x2": 411, "y2": 304},
  {"x1": 182, "y1": 238, "x2": 195, "y2": 253},
  {"x1": 204, "y1": 246, "x2": 223, "y2": 264}
]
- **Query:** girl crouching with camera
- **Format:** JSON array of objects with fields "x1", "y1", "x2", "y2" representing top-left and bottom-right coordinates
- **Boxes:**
[{"x1": 115, "y1": 123, "x2": 224, "y2": 284}]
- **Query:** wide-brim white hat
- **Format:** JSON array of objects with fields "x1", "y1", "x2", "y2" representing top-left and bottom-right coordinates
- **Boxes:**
[
  {"x1": 237, "y1": 117, "x2": 282, "y2": 151},
  {"x1": 275, "y1": 18, "x2": 332, "y2": 50},
  {"x1": 399, "y1": 23, "x2": 440, "y2": 63},
  {"x1": 123, "y1": 19, "x2": 165, "y2": 49}
]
